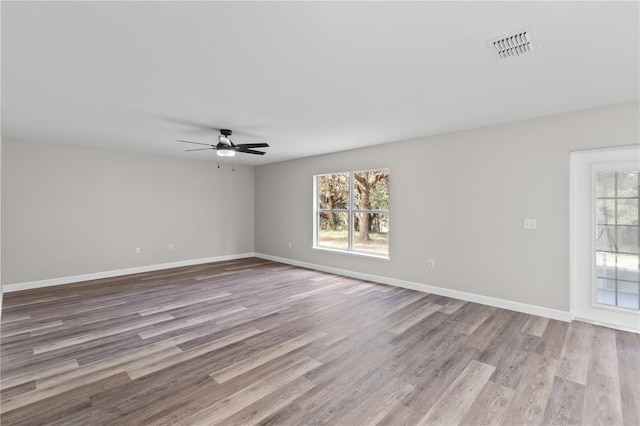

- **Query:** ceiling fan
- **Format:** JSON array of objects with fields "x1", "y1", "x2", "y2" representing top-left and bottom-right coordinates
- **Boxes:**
[{"x1": 178, "y1": 129, "x2": 269, "y2": 157}]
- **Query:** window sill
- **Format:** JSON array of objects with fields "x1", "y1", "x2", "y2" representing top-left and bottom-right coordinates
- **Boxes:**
[{"x1": 312, "y1": 246, "x2": 390, "y2": 261}]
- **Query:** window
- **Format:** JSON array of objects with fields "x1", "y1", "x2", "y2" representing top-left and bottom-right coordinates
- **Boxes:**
[
  {"x1": 314, "y1": 169, "x2": 389, "y2": 257},
  {"x1": 595, "y1": 170, "x2": 639, "y2": 310}
]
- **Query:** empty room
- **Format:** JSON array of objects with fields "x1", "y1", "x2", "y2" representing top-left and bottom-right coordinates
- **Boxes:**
[{"x1": 1, "y1": 1, "x2": 639, "y2": 425}]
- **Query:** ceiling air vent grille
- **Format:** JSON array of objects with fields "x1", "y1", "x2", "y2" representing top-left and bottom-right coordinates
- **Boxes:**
[{"x1": 487, "y1": 27, "x2": 537, "y2": 59}]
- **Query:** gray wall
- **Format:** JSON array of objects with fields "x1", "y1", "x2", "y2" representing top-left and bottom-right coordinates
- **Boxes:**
[
  {"x1": 2, "y1": 101, "x2": 638, "y2": 313},
  {"x1": 2, "y1": 139, "x2": 255, "y2": 284},
  {"x1": 254, "y1": 101, "x2": 640, "y2": 312}
]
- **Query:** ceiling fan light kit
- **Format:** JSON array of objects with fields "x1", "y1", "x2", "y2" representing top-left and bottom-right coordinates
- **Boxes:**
[{"x1": 178, "y1": 128, "x2": 269, "y2": 157}]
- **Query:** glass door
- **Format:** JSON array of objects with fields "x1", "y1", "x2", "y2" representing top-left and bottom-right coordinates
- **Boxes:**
[
  {"x1": 571, "y1": 146, "x2": 640, "y2": 332},
  {"x1": 595, "y1": 171, "x2": 639, "y2": 310}
]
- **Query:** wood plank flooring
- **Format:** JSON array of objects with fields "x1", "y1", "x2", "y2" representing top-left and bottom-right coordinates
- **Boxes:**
[{"x1": 1, "y1": 258, "x2": 638, "y2": 425}]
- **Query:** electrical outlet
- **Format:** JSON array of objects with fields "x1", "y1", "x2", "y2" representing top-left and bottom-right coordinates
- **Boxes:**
[
  {"x1": 524, "y1": 219, "x2": 537, "y2": 230},
  {"x1": 288, "y1": 242, "x2": 293, "y2": 248},
  {"x1": 135, "y1": 247, "x2": 141, "y2": 254},
  {"x1": 168, "y1": 243, "x2": 174, "y2": 251},
  {"x1": 428, "y1": 259, "x2": 435, "y2": 269}
]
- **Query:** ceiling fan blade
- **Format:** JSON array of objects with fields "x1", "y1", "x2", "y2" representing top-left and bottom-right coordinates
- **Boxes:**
[
  {"x1": 237, "y1": 148, "x2": 267, "y2": 155},
  {"x1": 177, "y1": 139, "x2": 214, "y2": 147},
  {"x1": 236, "y1": 143, "x2": 269, "y2": 149},
  {"x1": 185, "y1": 148, "x2": 214, "y2": 152}
]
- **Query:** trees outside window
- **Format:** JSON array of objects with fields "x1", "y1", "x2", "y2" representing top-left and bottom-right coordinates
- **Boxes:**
[{"x1": 315, "y1": 169, "x2": 389, "y2": 256}]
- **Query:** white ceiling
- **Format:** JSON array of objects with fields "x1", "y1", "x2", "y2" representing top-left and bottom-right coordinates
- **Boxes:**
[{"x1": 2, "y1": 1, "x2": 638, "y2": 166}]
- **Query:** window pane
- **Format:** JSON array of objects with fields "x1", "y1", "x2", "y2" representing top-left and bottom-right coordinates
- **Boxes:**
[
  {"x1": 596, "y1": 225, "x2": 618, "y2": 252},
  {"x1": 596, "y1": 172, "x2": 616, "y2": 198},
  {"x1": 596, "y1": 199, "x2": 616, "y2": 224},
  {"x1": 617, "y1": 253, "x2": 638, "y2": 280},
  {"x1": 596, "y1": 278, "x2": 617, "y2": 305},
  {"x1": 617, "y1": 171, "x2": 639, "y2": 198},
  {"x1": 596, "y1": 250, "x2": 616, "y2": 267},
  {"x1": 353, "y1": 213, "x2": 389, "y2": 254},
  {"x1": 354, "y1": 169, "x2": 389, "y2": 210},
  {"x1": 318, "y1": 212, "x2": 348, "y2": 250},
  {"x1": 317, "y1": 174, "x2": 349, "y2": 210},
  {"x1": 617, "y1": 199, "x2": 638, "y2": 225},
  {"x1": 617, "y1": 226, "x2": 639, "y2": 254},
  {"x1": 596, "y1": 250, "x2": 616, "y2": 278},
  {"x1": 617, "y1": 281, "x2": 639, "y2": 310}
]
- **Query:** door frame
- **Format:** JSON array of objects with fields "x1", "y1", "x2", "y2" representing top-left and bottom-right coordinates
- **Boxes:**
[{"x1": 570, "y1": 145, "x2": 640, "y2": 333}]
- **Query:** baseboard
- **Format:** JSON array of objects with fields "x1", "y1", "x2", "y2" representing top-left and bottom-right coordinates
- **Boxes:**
[
  {"x1": 255, "y1": 253, "x2": 573, "y2": 323},
  {"x1": 3, "y1": 252, "x2": 256, "y2": 293}
]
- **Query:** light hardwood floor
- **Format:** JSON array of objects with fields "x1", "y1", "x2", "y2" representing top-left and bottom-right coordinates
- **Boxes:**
[{"x1": 1, "y1": 258, "x2": 639, "y2": 425}]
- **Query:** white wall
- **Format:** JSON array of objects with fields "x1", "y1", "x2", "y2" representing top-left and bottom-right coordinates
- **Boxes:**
[
  {"x1": 2, "y1": 139, "x2": 255, "y2": 284},
  {"x1": 254, "y1": 101, "x2": 640, "y2": 313}
]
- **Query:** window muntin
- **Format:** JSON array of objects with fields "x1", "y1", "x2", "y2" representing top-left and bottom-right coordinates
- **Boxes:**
[{"x1": 315, "y1": 169, "x2": 389, "y2": 257}]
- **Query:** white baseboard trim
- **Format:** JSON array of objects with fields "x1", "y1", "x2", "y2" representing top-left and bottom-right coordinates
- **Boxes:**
[
  {"x1": 256, "y1": 253, "x2": 573, "y2": 323},
  {"x1": 3, "y1": 252, "x2": 256, "y2": 293}
]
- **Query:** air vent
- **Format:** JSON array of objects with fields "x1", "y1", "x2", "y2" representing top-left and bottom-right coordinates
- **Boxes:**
[{"x1": 487, "y1": 27, "x2": 537, "y2": 59}]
